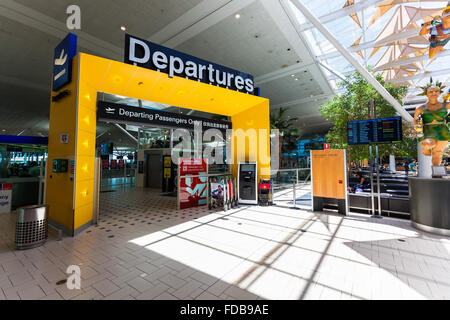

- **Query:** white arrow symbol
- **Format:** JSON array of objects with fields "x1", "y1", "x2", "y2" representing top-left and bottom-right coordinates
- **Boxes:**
[
  {"x1": 54, "y1": 69, "x2": 66, "y2": 81},
  {"x1": 55, "y1": 49, "x2": 67, "y2": 66}
]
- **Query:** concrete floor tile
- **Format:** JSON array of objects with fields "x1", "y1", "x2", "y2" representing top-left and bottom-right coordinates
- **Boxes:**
[{"x1": 0, "y1": 186, "x2": 449, "y2": 300}]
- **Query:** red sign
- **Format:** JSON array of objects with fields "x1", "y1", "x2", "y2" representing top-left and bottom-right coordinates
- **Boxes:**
[
  {"x1": 0, "y1": 183, "x2": 12, "y2": 190},
  {"x1": 111, "y1": 159, "x2": 117, "y2": 169},
  {"x1": 118, "y1": 160, "x2": 125, "y2": 169},
  {"x1": 324, "y1": 143, "x2": 330, "y2": 150},
  {"x1": 102, "y1": 159, "x2": 109, "y2": 169},
  {"x1": 179, "y1": 158, "x2": 208, "y2": 209}
]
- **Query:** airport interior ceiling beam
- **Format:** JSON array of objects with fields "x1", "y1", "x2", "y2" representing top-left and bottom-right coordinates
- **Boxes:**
[
  {"x1": 298, "y1": 0, "x2": 384, "y2": 32},
  {"x1": 316, "y1": 28, "x2": 420, "y2": 61},
  {"x1": 290, "y1": 0, "x2": 414, "y2": 122},
  {"x1": 389, "y1": 68, "x2": 450, "y2": 84},
  {"x1": 299, "y1": 0, "x2": 441, "y2": 32},
  {"x1": 374, "y1": 50, "x2": 450, "y2": 72}
]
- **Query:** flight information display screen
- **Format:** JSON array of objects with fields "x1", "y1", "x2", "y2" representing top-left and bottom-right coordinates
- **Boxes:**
[
  {"x1": 100, "y1": 142, "x2": 114, "y2": 155},
  {"x1": 347, "y1": 117, "x2": 402, "y2": 145}
]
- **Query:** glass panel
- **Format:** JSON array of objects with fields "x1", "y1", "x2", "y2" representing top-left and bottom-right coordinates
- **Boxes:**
[
  {"x1": 0, "y1": 145, "x2": 47, "y2": 209},
  {"x1": 139, "y1": 128, "x2": 171, "y2": 149}
]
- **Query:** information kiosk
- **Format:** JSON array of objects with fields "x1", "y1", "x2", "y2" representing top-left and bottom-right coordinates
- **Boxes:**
[{"x1": 238, "y1": 162, "x2": 258, "y2": 205}]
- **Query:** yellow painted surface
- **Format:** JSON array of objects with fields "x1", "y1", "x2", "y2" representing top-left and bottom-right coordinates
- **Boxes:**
[
  {"x1": 231, "y1": 100, "x2": 271, "y2": 180},
  {"x1": 79, "y1": 53, "x2": 267, "y2": 116},
  {"x1": 311, "y1": 149, "x2": 346, "y2": 199},
  {"x1": 47, "y1": 52, "x2": 271, "y2": 234},
  {"x1": 45, "y1": 56, "x2": 79, "y2": 231}
]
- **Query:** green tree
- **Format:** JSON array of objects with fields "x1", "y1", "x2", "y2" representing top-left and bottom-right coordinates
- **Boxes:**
[
  {"x1": 270, "y1": 107, "x2": 302, "y2": 168},
  {"x1": 319, "y1": 71, "x2": 417, "y2": 163}
]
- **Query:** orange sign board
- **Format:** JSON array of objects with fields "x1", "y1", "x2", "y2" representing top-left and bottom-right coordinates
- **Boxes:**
[{"x1": 311, "y1": 149, "x2": 346, "y2": 199}]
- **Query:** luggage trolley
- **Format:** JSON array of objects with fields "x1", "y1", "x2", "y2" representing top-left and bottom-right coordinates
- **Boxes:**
[{"x1": 208, "y1": 175, "x2": 238, "y2": 210}]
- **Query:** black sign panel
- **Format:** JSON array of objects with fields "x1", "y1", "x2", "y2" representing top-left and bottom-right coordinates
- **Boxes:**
[
  {"x1": 97, "y1": 101, "x2": 232, "y2": 132},
  {"x1": 347, "y1": 117, "x2": 402, "y2": 145},
  {"x1": 124, "y1": 34, "x2": 255, "y2": 95},
  {"x1": 6, "y1": 145, "x2": 23, "y2": 152},
  {"x1": 138, "y1": 161, "x2": 144, "y2": 174}
]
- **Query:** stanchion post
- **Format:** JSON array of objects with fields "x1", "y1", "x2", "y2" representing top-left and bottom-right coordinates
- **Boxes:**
[
  {"x1": 177, "y1": 173, "x2": 180, "y2": 211},
  {"x1": 234, "y1": 177, "x2": 239, "y2": 208},
  {"x1": 293, "y1": 180, "x2": 296, "y2": 207},
  {"x1": 38, "y1": 159, "x2": 44, "y2": 205},
  {"x1": 123, "y1": 166, "x2": 126, "y2": 189},
  {"x1": 291, "y1": 179, "x2": 300, "y2": 210},
  {"x1": 369, "y1": 145, "x2": 375, "y2": 216},
  {"x1": 376, "y1": 145, "x2": 382, "y2": 218}
]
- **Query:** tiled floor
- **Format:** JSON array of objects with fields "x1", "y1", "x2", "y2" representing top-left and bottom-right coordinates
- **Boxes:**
[{"x1": 1, "y1": 186, "x2": 450, "y2": 300}]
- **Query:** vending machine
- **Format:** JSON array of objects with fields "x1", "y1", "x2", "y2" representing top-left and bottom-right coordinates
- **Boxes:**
[{"x1": 238, "y1": 162, "x2": 258, "y2": 204}]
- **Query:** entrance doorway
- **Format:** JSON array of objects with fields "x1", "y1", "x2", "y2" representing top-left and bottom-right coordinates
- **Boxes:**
[{"x1": 95, "y1": 92, "x2": 231, "y2": 221}]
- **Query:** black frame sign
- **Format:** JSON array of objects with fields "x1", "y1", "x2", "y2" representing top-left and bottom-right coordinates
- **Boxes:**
[
  {"x1": 124, "y1": 34, "x2": 255, "y2": 95},
  {"x1": 347, "y1": 116, "x2": 403, "y2": 145},
  {"x1": 97, "y1": 101, "x2": 232, "y2": 132}
]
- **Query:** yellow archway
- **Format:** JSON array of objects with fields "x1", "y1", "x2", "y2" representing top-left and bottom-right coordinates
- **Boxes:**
[{"x1": 46, "y1": 53, "x2": 270, "y2": 235}]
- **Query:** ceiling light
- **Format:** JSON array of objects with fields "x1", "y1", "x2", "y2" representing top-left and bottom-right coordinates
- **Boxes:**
[
  {"x1": 120, "y1": 26, "x2": 126, "y2": 31},
  {"x1": 235, "y1": 13, "x2": 240, "y2": 19},
  {"x1": 291, "y1": 74, "x2": 295, "y2": 77},
  {"x1": 295, "y1": 78, "x2": 298, "y2": 81},
  {"x1": 1, "y1": 129, "x2": 5, "y2": 132}
]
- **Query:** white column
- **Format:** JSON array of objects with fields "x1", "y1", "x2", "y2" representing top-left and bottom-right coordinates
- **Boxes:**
[
  {"x1": 389, "y1": 155, "x2": 396, "y2": 173},
  {"x1": 417, "y1": 142, "x2": 432, "y2": 178}
]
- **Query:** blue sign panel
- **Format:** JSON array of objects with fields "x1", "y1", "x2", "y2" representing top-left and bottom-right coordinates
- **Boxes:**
[
  {"x1": 124, "y1": 34, "x2": 256, "y2": 95},
  {"x1": 52, "y1": 33, "x2": 77, "y2": 92},
  {"x1": 0, "y1": 135, "x2": 48, "y2": 145}
]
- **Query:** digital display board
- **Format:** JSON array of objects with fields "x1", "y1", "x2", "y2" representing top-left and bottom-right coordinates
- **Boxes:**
[
  {"x1": 100, "y1": 142, "x2": 113, "y2": 155},
  {"x1": 347, "y1": 117, "x2": 402, "y2": 145}
]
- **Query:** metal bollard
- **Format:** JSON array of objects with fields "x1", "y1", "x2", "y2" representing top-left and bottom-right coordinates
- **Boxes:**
[{"x1": 291, "y1": 180, "x2": 300, "y2": 210}]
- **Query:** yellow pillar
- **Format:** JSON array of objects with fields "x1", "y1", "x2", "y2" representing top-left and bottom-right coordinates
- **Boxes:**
[
  {"x1": 231, "y1": 100, "x2": 271, "y2": 181},
  {"x1": 46, "y1": 54, "x2": 97, "y2": 235}
]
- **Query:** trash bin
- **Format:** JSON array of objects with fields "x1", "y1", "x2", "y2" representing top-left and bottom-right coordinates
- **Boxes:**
[{"x1": 15, "y1": 204, "x2": 48, "y2": 250}]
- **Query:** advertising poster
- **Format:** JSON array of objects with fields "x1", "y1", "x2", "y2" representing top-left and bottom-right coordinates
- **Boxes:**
[
  {"x1": 179, "y1": 158, "x2": 207, "y2": 209},
  {"x1": 210, "y1": 182, "x2": 224, "y2": 208},
  {"x1": 110, "y1": 159, "x2": 117, "y2": 169},
  {"x1": 102, "y1": 159, "x2": 109, "y2": 169},
  {"x1": 0, "y1": 183, "x2": 12, "y2": 214},
  {"x1": 118, "y1": 159, "x2": 125, "y2": 169}
]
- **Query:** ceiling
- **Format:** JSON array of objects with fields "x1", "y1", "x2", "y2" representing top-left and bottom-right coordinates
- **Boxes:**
[{"x1": 0, "y1": 0, "x2": 336, "y2": 148}]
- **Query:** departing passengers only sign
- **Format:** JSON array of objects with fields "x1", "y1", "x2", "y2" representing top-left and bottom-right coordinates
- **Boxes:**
[
  {"x1": 97, "y1": 101, "x2": 232, "y2": 132},
  {"x1": 124, "y1": 34, "x2": 256, "y2": 95}
]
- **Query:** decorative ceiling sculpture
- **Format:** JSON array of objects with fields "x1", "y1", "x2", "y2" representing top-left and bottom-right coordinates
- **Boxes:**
[
  {"x1": 357, "y1": 1, "x2": 448, "y2": 94},
  {"x1": 420, "y1": 6, "x2": 450, "y2": 58},
  {"x1": 296, "y1": 0, "x2": 449, "y2": 103}
]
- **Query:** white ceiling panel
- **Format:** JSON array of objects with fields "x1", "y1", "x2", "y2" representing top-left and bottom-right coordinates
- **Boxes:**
[
  {"x1": 175, "y1": 0, "x2": 303, "y2": 77},
  {"x1": 261, "y1": 70, "x2": 324, "y2": 105},
  {"x1": 13, "y1": 0, "x2": 202, "y2": 47}
]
